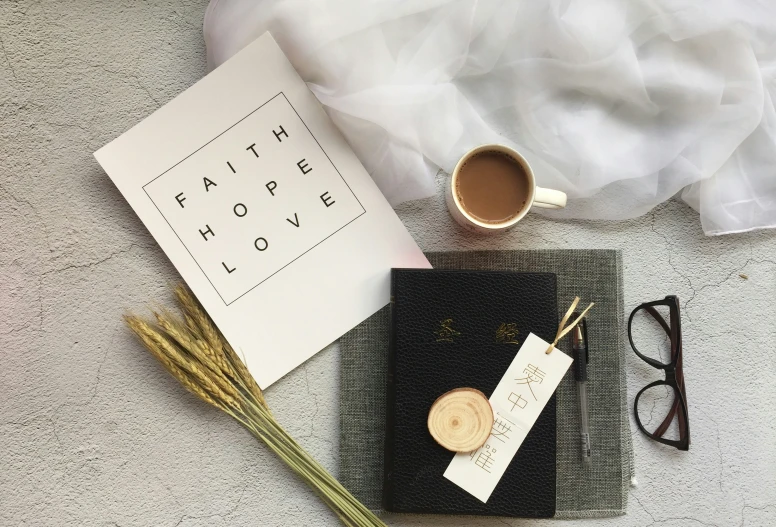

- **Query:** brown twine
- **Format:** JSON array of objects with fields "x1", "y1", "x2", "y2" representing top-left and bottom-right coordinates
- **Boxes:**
[{"x1": 545, "y1": 296, "x2": 595, "y2": 354}]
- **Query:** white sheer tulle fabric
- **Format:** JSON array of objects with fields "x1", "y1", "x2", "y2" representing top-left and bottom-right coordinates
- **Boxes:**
[{"x1": 204, "y1": 0, "x2": 776, "y2": 235}]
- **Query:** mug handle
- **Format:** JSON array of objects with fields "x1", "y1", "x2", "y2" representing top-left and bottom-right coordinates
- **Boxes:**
[{"x1": 534, "y1": 187, "x2": 567, "y2": 209}]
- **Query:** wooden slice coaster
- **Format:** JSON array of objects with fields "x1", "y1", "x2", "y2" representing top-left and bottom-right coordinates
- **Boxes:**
[{"x1": 427, "y1": 387, "x2": 494, "y2": 453}]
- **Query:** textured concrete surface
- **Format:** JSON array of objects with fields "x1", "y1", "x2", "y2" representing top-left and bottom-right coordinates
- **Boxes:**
[{"x1": 1, "y1": 2, "x2": 775, "y2": 526}]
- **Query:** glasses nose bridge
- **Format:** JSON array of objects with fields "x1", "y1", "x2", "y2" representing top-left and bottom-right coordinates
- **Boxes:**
[{"x1": 664, "y1": 368, "x2": 677, "y2": 384}]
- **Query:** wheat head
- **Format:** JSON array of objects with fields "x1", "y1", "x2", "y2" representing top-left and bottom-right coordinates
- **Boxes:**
[
  {"x1": 174, "y1": 285, "x2": 266, "y2": 408},
  {"x1": 125, "y1": 315, "x2": 223, "y2": 410},
  {"x1": 128, "y1": 315, "x2": 241, "y2": 410}
]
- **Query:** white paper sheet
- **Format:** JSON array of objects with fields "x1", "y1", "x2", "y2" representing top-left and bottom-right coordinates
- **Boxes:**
[{"x1": 95, "y1": 33, "x2": 430, "y2": 388}]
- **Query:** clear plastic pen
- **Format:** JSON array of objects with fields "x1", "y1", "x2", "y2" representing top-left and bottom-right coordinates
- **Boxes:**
[{"x1": 573, "y1": 322, "x2": 592, "y2": 466}]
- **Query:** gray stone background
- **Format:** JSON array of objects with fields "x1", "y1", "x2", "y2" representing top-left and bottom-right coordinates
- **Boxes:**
[{"x1": 1, "y1": 1, "x2": 774, "y2": 526}]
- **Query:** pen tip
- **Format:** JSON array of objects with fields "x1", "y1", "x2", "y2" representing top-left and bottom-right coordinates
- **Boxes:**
[{"x1": 573, "y1": 324, "x2": 584, "y2": 345}]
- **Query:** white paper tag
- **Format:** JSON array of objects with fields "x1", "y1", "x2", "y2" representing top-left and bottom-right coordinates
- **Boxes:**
[{"x1": 443, "y1": 332, "x2": 573, "y2": 503}]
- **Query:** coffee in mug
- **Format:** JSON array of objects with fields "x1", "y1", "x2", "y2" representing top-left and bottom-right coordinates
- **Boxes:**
[
  {"x1": 446, "y1": 144, "x2": 566, "y2": 234},
  {"x1": 455, "y1": 151, "x2": 530, "y2": 224}
]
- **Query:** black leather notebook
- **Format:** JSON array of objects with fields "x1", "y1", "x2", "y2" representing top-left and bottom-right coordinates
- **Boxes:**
[{"x1": 384, "y1": 269, "x2": 559, "y2": 517}]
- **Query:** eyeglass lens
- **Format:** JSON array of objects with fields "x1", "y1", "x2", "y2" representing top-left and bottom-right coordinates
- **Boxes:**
[{"x1": 630, "y1": 304, "x2": 673, "y2": 366}]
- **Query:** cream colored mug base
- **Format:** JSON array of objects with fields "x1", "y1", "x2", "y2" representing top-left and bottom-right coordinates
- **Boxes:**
[{"x1": 447, "y1": 145, "x2": 567, "y2": 234}]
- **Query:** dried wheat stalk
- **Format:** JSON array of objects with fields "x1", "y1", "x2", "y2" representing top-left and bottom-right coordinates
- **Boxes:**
[{"x1": 125, "y1": 285, "x2": 386, "y2": 527}]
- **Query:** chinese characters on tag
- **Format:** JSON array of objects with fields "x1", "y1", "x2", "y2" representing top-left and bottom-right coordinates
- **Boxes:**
[
  {"x1": 467, "y1": 413, "x2": 519, "y2": 474},
  {"x1": 508, "y1": 363, "x2": 546, "y2": 413}
]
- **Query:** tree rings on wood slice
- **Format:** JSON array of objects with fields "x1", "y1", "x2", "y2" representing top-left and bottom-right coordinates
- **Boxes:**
[{"x1": 427, "y1": 387, "x2": 494, "y2": 453}]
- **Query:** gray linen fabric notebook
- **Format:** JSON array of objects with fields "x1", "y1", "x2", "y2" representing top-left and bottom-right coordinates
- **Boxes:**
[{"x1": 339, "y1": 250, "x2": 633, "y2": 518}]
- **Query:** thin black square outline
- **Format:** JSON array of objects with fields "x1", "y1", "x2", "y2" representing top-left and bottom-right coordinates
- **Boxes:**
[{"x1": 142, "y1": 91, "x2": 367, "y2": 306}]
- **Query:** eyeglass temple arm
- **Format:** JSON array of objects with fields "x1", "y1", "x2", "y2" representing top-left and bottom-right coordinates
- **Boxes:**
[
  {"x1": 643, "y1": 306, "x2": 671, "y2": 336},
  {"x1": 643, "y1": 306, "x2": 687, "y2": 439},
  {"x1": 664, "y1": 326, "x2": 688, "y2": 441}
]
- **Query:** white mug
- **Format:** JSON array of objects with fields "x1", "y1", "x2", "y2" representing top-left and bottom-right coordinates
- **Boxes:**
[{"x1": 445, "y1": 144, "x2": 567, "y2": 234}]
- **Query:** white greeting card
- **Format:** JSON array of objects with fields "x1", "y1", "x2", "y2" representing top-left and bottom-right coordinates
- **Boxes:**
[{"x1": 95, "y1": 33, "x2": 429, "y2": 388}]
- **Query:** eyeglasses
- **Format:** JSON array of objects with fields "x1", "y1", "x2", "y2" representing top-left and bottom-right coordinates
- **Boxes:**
[{"x1": 627, "y1": 295, "x2": 690, "y2": 450}]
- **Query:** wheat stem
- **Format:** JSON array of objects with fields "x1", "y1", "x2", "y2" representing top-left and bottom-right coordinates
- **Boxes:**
[
  {"x1": 227, "y1": 408, "x2": 379, "y2": 525},
  {"x1": 239, "y1": 418, "x2": 378, "y2": 525},
  {"x1": 125, "y1": 285, "x2": 387, "y2": 527},
  {"x1": 237, "y1": 401, "x2": 381, "y2": 523}
]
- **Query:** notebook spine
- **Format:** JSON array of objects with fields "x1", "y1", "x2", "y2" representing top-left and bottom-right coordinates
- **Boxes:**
[{"x1": 382, "y1": 269, "x2": 398, "y2": 511}]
